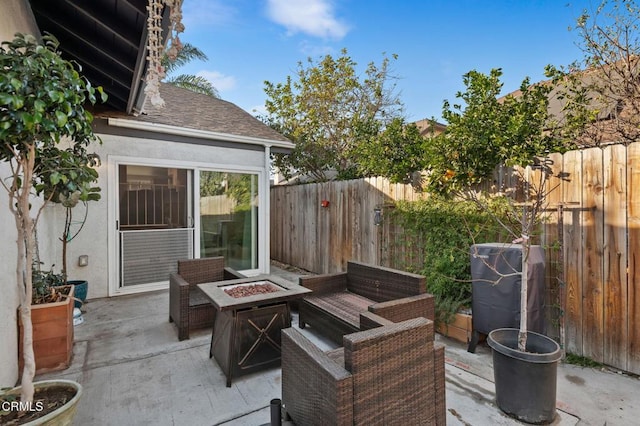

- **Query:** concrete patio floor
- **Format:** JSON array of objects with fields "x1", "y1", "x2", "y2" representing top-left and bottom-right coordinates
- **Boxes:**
[{"x1": 38, "y1": 265, "x2": 639, "y2": 425}]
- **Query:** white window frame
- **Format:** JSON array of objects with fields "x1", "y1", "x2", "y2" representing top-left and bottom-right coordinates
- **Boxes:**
[{"x1": 108, "y1": 155, "x2": 267, "y2": 296}]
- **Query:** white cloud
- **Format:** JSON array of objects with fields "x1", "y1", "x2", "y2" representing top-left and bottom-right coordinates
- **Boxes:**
[
  {"x1": 266, "y1": 0, "x2": 349, "y2": 40},
  {"x1": 196, "y1": 70, "x2": 237, "y2": 92}
]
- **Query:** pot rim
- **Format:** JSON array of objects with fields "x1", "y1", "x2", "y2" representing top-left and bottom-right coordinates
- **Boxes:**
[
  {"x1": 487, "y1": 328, "x2": 563, "y2": 364},
  {"x1": 2, "y1": 379, "x2": 83, "y2": 424}
]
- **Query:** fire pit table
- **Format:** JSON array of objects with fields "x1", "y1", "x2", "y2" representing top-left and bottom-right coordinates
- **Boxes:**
[{"x1": 198, "y1": 275, "x2": 311, "y2": 387}]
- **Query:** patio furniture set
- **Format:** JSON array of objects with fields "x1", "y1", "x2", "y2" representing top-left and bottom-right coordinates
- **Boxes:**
[{"x1": 168, "y1": 257, "x2": 445, "y2": 425}]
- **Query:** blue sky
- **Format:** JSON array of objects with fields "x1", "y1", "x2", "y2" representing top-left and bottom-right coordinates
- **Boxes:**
[{"x1": 177, "y1": 0, "x2": 593, "y2": 123}]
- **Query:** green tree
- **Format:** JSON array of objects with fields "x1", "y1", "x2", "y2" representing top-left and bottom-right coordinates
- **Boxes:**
[
  {"x1": 200, "y1": 171, "x2": 226, "y2": 197},
  {"x1": 162, "y1": 43, "x2": 219, "y2": 98},
  {"x1": 354, "y1": 117, "x2": 427, "y2": 186},
  {"x1": 0, "y1": 33, "x2": 105, "y2": 402},
  {"x1": 199, "y1": 171, "x2": 255, "y2": 208},
  {"x1": 424, "y1": 68, "x2": 575, "y2": 351},
  {"x1": 425, "y1": 68, "x2": 571, "y2": 194},
  {"x1": 390, "y1": 197, "x2": 513, "y2": 324},
  {"x1": 264, "y1": 48, "x2": 404, "y2": 182}
]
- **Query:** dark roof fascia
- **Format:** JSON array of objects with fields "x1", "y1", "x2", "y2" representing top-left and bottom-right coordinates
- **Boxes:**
[
  {"x1": 93, "y1": 118, "x2": 291, "y2": 154},
  {"x1": 29, "y1": 0, "x2": 149, "y2": 112},
  {"x1": 93, "y1": 117, "x2": 264, "y2": 153},
  {"x1": 126, "y1": 16, "x2": 150, "y2": 115},
  {"x1": 270, "y1": 145, "x2": 293, "y2": 154}
]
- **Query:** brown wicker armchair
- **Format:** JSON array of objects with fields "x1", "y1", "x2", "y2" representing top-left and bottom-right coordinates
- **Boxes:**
[
  {"x1": 169, "y1": 257, "x2": 244, "y2": 341},
  {"x1": 281, "y1": 315, "x2": 446, "y2": 425}
]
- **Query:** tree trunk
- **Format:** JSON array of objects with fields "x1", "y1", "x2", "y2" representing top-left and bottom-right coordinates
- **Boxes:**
[
  {"x1": 518, "y1": 167, "x2": 532, "y2": 352},
  {"x1": 519, "y1": 241, "x2": 530, "y2": 352},
  {"x1": 12, "y1": 146, "x2": 37, "y2": 404},
  {"x1": 61, "y1": 207, "x2": 71, "y2": 280}
]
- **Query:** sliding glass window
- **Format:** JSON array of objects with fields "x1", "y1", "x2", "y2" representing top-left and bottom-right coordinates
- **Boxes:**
[{"x1": 199, "y1": 171, "x2": 258, "y2": 271}]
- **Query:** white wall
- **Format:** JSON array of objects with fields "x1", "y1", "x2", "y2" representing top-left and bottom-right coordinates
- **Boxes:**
[
  {"x1": 0, "y1": 0, "x2": 41, "y2": 387},
  {"x1": 53, "y1": 132, "x2": 267, "y2": 299},
  {"x1": 0, "y1": 0, "x2": 39, "y2": 41}
]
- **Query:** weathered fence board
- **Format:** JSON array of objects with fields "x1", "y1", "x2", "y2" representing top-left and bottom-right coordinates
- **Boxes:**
[
  {"x1": 563, "y1": 149, "x2": 583, "y2": 355},
  {"x1": 270, "y1": 142, "x2": 640, "y2": 374},
  {"x1": 627, "y1": 143, "x2": 640, "y2": 374},
  {"x1": 603, "y1": 144, "x2": 628, "y2": 369},
  {"x1": 582, "y1": 147, "x2": 605, "y2": 362},
  {"x1": 543, "y1": 152, "x2": 564, "y2": 342},
  {"x1": 270, "y1": 177, "x2": 425, "y2": 273}
]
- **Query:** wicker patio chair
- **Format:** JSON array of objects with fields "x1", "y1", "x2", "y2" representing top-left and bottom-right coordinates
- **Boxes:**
[
  {"x1": 169, "y1": 257, "x2": 244, "y2": 341},
  {"x1": 282, "y1": 316, "x2": 445, "y2": 426}
]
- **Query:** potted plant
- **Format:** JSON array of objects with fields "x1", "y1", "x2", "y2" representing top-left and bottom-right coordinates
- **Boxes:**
[
  {"x1": 0, "y1": 32, "x2": 105, "y2": 419},
  {"x1": 424, "y1": 68, "x2": 580, "y2": 423}
]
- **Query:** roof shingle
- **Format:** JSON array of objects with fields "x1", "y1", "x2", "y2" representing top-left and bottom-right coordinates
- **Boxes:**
[{"x1": 124, "y1": 83, "x2": 292, "y2": 145}]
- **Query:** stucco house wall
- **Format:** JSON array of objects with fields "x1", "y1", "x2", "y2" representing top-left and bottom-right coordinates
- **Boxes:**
[{"x1": 54, "y1": 131, "x2": 268, "y2": 299}]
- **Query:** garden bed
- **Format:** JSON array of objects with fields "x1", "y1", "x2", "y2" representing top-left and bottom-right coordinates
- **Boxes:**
[{"x1": 436, "y1": 312, "x2": 472, "y2": 344}]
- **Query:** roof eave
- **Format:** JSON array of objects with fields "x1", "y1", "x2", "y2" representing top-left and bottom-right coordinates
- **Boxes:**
[{"x1": 107, "y1": 117, "x2": 295, "y2": 150}]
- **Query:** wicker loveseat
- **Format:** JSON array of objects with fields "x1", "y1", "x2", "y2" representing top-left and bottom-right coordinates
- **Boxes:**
[
  {"x1": 281, "y1": 314, "x2": 446, "y2": 425},
  {"x1": 298, "y1": 261, "x2": 434, "y2": 344},
  {"x1": 169, "y1": 257, "x2": 244, "y2": 341}
]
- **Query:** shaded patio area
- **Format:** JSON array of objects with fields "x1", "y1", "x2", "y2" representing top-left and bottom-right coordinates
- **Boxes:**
[{"x1": 37, "y1": 265, "x2": 639, "y2": 425}]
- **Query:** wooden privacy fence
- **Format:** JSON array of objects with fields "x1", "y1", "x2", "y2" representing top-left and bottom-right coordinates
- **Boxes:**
[
  {"x1": 270, "y1": 177, "x2": 426, "y2": 273},
  {"x1": 545, "y1": 145, "x2": 640, "y2": 375},
  {"x1": 270, "y1": 142, "x2": 640, "y2": 375}
]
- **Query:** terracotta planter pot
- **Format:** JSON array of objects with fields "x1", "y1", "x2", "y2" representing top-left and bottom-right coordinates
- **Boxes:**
[
  {"x1": 19, "y1": 285, "x2": 75, "y2": 374},
  {"x1": 1, "y1": 379, "x2": 82, "y2": 425}
]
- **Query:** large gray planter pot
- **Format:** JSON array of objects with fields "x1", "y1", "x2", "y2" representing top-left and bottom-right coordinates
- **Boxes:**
[
  {"x1": 487, "y1": 328, "x2": 562, "y2": 424},
  {"x1": 0, "y1": 380, "x2": 82, "y2": 425}
]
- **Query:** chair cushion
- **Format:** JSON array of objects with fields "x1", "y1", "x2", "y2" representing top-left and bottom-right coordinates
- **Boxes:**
[
  {"x1": 189, "y1": 287, "x2": 212, "y2": 307},
  {"x1": 304, "y1": 291, "x2": 372, "y2": 328}
]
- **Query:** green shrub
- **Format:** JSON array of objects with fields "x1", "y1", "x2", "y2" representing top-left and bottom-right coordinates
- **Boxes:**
[
  {"x1": 32, "y1": 264, "x2": 66, "y2": 305},
  {"x1": 389, "y1": 196, "x2": 512, "y2": 324}
]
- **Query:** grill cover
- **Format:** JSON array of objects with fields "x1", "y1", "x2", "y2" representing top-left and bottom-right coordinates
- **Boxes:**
[{"x1": 470, "y1": 243, "x2": 546, "y2": 335}]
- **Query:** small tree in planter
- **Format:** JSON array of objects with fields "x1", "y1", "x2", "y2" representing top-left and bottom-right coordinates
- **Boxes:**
[
  {"x1": 425, "y1": 67, "x2": 575, "y2": 350},
  {"x1": 38, "y1": 146, "x2": 101, "y2": 281},
  {"x1": 424, "y1": 68, "x2": 585, "y2": 423},
  {"x1": 0, "y1": 33, "x2": 105, "y2": 403}
]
